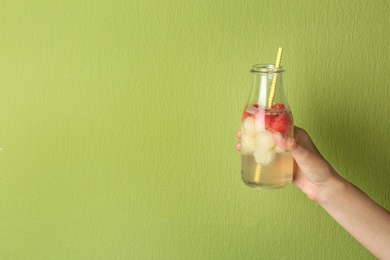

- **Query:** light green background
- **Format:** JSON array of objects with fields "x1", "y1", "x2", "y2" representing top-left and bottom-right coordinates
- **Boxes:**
[{"x1": 0, "y1": 0, "x2": 389, "y2": 259}]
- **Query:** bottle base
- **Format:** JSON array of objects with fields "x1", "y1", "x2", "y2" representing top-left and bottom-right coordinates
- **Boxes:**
[{"x1": 242, "y1": 180, "x2": 291, "y2": 190}]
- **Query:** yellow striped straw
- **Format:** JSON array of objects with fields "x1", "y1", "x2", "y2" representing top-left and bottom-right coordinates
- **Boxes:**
[
  {"x1": 254, "y1": 163, "x2": 262, "y2": 182},
  {"x1": 267, "y1": 47, "x2": 284, "y2": 108},
  {"x1": 255, "y1": 48, "x2": 284, "y2": 183}
]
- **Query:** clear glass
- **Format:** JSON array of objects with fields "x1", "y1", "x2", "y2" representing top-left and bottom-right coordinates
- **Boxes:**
[{"x1": 240, "y1": 64, "x2": 294, "y2": 189}]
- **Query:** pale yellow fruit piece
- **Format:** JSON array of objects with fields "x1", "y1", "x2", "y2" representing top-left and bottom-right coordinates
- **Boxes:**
[
  {"x1": 242, "y1": 117, "x2": 256, "y2": 136},
  {"x1": 254, "y1": 149, "x2": 276, "y2": 166},
  {"x1": 241, "y1": 134, "x2": 256, "y2": 155},
  {"x1": 255, "y1": 131, "x2": 275, "y2": 151}
]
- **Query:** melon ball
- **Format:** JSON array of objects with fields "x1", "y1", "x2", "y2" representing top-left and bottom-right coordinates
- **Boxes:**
[
  {"x1": 253, "y1": 149, "x2": 276, "y2": 166},
  {"x1": 242, "y1": 116, "x2": 256, "y2": 136},
  {"x1": 255, "y1": 130, "x2": 275, "y2": 151},
  {"x1": 240, "y1": 134, "x2": 256, "y2": 155}
]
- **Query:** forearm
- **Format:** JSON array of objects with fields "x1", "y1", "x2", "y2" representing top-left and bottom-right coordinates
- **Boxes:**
[
  {"x1": 318, "y1": 175, "x2": 390, "y2": 259},
  {"x1": 270, "y1": 128, "x2": 390, "y2": 257}
]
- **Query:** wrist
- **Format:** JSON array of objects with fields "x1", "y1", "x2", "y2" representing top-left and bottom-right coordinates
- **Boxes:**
[{"x1": 315, "y1": 169, "x2": 349, "y2": 207}]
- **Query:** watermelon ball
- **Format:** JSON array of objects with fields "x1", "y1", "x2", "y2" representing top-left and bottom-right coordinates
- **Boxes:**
[{"x1": 265, "y1": 111, "x2": 291, "y2": 134}]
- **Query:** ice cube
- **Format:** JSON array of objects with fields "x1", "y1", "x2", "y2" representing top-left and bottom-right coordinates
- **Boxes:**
[
  {"x1": 241, "y1": 134, "x2": 256, "y2": 155},
  {"x1": 242, "y1": 116, "x2": 256, "y2": 136},
  {"x1": 245, "y1": 105, "x2": 259, "y2": 115},
  {"x1": 253, "y1": 149, "x2": 276, "y2": 166},
  {"x1": 255, "y1": 131, "x2": 275, "y2": 150}
]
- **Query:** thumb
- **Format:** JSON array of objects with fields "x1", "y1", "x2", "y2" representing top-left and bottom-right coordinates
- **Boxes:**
[
  {"x1": 272, "y1": 129, "x2": 337, "y2": 194},
  {"x1": 272, "y1": 132, "x2": 316, "y2": 166},
  {"x1": 273, "y1": 132, "x2": 301, "y2": 153}
]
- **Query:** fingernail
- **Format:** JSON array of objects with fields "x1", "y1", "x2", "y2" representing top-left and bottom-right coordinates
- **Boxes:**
[{"x1": 274, "y1": 132, "x2": 286, "y2": 142}]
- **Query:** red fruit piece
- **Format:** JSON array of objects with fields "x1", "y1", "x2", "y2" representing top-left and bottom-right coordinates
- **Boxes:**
[
  {"x1": 265, "y1": 113, "x2": 275, "y2": 129},
  {"x1": 265, "y1": 110, "x2": 291, "y2": 134},
  {"x1": 271, "y1": 113, "x2": 291, "y2": 133},
  {"x1": 271, "y1": 103, "x2": 285, "y2": 110},
  {"x1": 242, "y1": 111, "x2": 252, "y2": 120}
]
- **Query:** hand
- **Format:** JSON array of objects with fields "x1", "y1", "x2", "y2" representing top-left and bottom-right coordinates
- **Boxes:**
[
  {"x1": 237, "y1": 126, "x2": 339, "y2": 202},
  {"x1": 238, "y1": 127, "x2": 390, "y2": 259}
]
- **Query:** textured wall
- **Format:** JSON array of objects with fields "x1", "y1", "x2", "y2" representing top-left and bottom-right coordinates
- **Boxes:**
[{"x1": 0, "y1": 0, "x2": 389, "y2": 259}]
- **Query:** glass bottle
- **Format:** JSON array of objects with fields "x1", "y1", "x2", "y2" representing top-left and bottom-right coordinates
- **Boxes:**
[{"x1": 240, "y1": 64, "x2": 294, "y2": 189}]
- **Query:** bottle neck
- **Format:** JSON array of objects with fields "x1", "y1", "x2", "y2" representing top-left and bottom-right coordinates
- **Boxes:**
[{"x1": 247, "y1": 66, "x2": 289, "y2": 110}]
